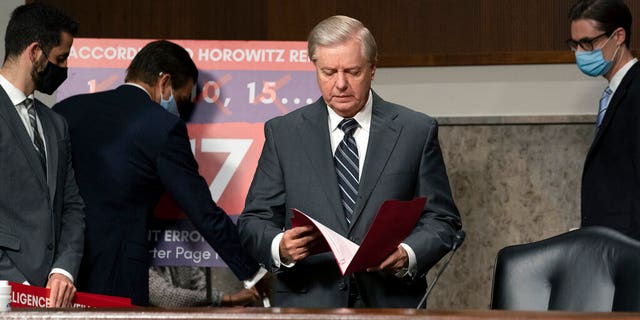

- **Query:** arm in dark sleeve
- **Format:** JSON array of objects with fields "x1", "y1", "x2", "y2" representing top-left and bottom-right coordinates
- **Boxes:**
[
  {"x1": 156, "y1": 121, "x2": 259, "y2": 280},
  {"x1": 404, "y1": 118, "x2": 462, "y2": 276}
]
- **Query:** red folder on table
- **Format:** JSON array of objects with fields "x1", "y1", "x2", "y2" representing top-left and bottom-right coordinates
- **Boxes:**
[
  {"x1": 291, "y1": 197, "x2": 426, "y2": 275},
  {"x1": 9, "y1": 282, "x2": 133, "y2": 308}
]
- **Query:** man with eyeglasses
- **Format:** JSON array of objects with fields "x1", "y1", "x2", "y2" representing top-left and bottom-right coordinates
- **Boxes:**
[{"x1": 568, "y1": 0, "x2": 640, "y2": 240}]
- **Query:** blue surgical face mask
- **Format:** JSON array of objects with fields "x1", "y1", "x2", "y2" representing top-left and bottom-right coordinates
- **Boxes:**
[
  {"x1": 160, "y1": 88, "x2": 179, "y2": 116},
  {"x1": 575, "y1": 34, "x2": 619, "y2": 77}
]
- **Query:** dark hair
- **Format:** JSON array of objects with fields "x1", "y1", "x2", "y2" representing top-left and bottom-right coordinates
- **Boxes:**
[
  {"x1": 125, "y1": 40, "x2": 198, "y2": 90},
  {"x1": 4, "y1": 3, "x2": 78, "y2": 62},
  {"x1": 569, "y1": 0, "x2": 632, "y2": 47}
]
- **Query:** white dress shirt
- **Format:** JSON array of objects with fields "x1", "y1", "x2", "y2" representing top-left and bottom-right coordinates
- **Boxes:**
[
  {"x1": 607, "y1": 58, "x2": 638, "y2": 101},
  {"x1": 0, "y1": 75, "x2": 47, "y2": 157}
]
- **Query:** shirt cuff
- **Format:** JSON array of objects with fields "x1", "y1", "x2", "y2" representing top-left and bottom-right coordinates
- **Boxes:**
[
  {"x1": 49, "y1": 268, "x2": 74, "y2": 283},
  {"x1": 243, "y1": 266, "x2": 268, "y2": 289},
  {"x1": 395, "y1": 243, "x2": 417, "y2": 278},
  {"x1": 271, "y1": 232, "x2": 296, "y2": 269}
]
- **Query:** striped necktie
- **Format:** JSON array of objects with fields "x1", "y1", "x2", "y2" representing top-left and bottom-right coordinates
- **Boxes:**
[
  {"x1": 596, "y1": 86, "x2": 613, "y2": 129},
  {"x1": 334, "y1": 118, "x2": 359, "y2": 224},
  {"x1": 25, "y1": 98, "x2": 47, "y2": 175}
]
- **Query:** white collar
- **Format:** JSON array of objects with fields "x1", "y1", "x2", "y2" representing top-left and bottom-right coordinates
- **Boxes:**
[
  {"x1": 327, "y1": 89, "x2": 373, "y2": 133},
  {"x1": 0, "y1": 74, "x2": 32, "y2": 106},
  {"x1": 609, "y1": 58, "x2": 638, "y2": 92}
]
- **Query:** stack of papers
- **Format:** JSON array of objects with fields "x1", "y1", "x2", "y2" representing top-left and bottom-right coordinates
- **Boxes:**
[{"x1": 291, "y1": 197, "x2": 426, "y2": 275}]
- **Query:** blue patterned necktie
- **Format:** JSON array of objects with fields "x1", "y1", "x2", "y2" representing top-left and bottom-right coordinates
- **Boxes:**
[
  {"x1": 25, "y1": 98, "x2": 47, "y2": 175},
  {"x1": 596, "y1": 86, "x2": 613, "y2": 129},
  {"x1": 334, "y1": 118, "x2": 359, "y2": 224}
]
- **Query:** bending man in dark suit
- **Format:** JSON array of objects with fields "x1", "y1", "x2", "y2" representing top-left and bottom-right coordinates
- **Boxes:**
[
  {"x1": 238, "y1": 15, "x2": 462, "y2": 308},
  {"x1": 568, "y1": 0, "x2": 640, "y2": 240},
  {"x1": 0, "y1": 3, "x2": 84, "y2": 308},
  {"x1": 54, "y1": 40, "x2": 263, "y2": 306}
]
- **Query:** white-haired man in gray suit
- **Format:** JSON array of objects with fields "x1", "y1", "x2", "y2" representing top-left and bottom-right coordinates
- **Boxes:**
[{"x1": 239, "y1": 15, "x2": 461, "y2": 308}]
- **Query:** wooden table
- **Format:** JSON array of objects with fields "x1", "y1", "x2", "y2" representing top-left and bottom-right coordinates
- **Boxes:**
[{"x1": 2, "y1": 308, "x2": 640, "y2": 320}]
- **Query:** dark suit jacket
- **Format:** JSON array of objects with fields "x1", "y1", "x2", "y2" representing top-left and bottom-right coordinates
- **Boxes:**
[
  {"x1": 0, "y1": 88, "x2": 85, "y2": 287},
  {"x1": 582, "y1": 62, "x2": 640, "y2": 241},
  {"x1": 238, "y1": 91, "x2": 461, "y2": 307},
  {"x1": 53, "y1": 85, "x2": 259, "y2": 306}
]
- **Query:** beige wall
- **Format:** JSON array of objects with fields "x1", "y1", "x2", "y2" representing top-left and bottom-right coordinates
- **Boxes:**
[{"x1": 374, "y1": 64, "x2": 605, "y2": 118}]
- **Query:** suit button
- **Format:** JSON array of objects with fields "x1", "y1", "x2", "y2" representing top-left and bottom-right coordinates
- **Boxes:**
[
  {"x1": 338, "y1": 281, "x2": 347, "y2": 291},
  {"x1": 47, "y1": 244, "x2": 53, "y2": 250}
]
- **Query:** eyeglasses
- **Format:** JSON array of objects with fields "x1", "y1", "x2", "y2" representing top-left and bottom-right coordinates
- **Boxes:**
[{"x1": 566, "y1": 33, "x2": 609, "y2": 51}]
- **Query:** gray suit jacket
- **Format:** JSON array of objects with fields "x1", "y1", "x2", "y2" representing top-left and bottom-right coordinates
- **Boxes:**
[
  {"x1": 238, "y1": 92, "x2": 461, "y2": 307},
  {"x1": 0, "y1": 88, "x2": 84, "y2": 286}
]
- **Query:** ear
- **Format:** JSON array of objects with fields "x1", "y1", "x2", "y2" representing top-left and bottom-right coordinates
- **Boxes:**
[
  {"x1": 158, "y1": 72, "x2": 172, "y2": 89},
  {"x1": 26, "y1": 42, "x2": 41, "y2": 63},
  {"x1": 157, "y1": 72, "x2": 172, "y2": 99},
  {"x1": 613, "y1": 27, "x2": 627, "y2": 47},
  {"x1": 370, "y1": 63, "x2": 376, "y2": 81}
]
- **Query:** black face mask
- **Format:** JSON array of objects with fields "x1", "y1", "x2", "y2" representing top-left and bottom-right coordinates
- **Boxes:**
[{"x1": 35, "y1": 59, "x2": 68, "y2": 95}]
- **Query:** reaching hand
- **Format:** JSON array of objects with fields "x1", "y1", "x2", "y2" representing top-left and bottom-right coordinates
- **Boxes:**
[
  {"x1": 221, "y1": 287, "x2": 260, "y2": 306},
  {"x1": 46, "y1": 273, "x2": 76, "y2": 308}
]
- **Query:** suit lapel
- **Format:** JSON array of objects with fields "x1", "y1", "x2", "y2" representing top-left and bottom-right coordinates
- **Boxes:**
[
  {"x1": 350, "y1": 93, "x2": 401, "y2": 230},
  {"x1": 39, "y1": 105, "x2": 58, "y2": 203},
  {"x1": 297, "y1": 100, "x2": 350, "y2": 234},
  {"x1": 0, "y1": 90, "x2": 48, "y2": 189},
  {"x1": 586, "y1": 63, "x2": 640, "y2": 161}
]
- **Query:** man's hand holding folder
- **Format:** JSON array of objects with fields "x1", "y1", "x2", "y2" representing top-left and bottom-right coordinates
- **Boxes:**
[{"x1": 278, "y1": 225, "x2": 322, "y2": 265}]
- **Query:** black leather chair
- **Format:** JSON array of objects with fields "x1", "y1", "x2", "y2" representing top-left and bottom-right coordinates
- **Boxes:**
[{"x1": 491, "y1": 226, "x2": 640, "y2": 311}]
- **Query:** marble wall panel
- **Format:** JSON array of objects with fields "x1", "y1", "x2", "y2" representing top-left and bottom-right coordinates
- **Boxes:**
[{"x1": 426, "y1": 122, "x2": 593, "y2": 310}]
